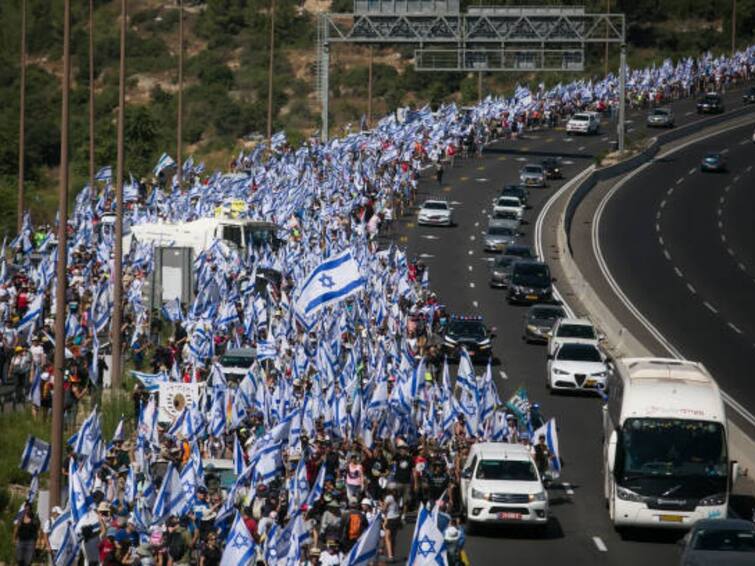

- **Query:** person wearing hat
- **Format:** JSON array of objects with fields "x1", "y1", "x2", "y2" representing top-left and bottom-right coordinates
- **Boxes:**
[
  {"x1": 43, "y1": 505, "x2": 66, "y2": 560},
  {"x1": 9, "y1": 344, "x2": 32, "y2": 404},
  {"x1": 319, "y1": 538, "x2": 343, "y2": 566}
]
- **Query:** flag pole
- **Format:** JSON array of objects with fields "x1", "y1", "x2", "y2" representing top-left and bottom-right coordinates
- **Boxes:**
[
  {"x1": 89, "y1": 0, "x2": 96, "y2": 200},
  {"x1": 50, "y1": 0, "x2": 71, "y2": 508},
  {"x1": 111, "y1": 0, "x2": 127, "y2": 389},
  {"x1": 176, "y1": 0, "x2": 183, "y2": 189},
  {"x1": 17, "y1": 0, "x2": 27, "y2": 233}
]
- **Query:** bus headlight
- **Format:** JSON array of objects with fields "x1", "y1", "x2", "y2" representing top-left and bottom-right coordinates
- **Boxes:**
[
  {"x1": 698, "y1": 493, "x2": 726, "y2": 506},
  {"x1": 616, "y1": 486, "x2": 644, "y2": 502}
]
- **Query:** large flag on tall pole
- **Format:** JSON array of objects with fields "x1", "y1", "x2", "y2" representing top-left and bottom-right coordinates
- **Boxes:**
[{"x1": 294, "y1": 250, "x2": 365, "y2": 325}]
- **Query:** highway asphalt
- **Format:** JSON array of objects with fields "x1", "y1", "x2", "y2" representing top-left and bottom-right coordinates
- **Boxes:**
[
  {"x1": 385, "y1": 84, "x2": 754, "y2": 565},
  {"x1": 598, "y1": 122, "x2": 755, "y2": 418}
]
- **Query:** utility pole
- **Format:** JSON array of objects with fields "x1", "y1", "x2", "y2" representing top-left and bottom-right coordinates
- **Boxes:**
[
  {"x1": 176, "y1": 0, "x2": 183, "y2": 188},
  {"x1": 50, "y1": 0, "x2": 71, "y2": 508},
  {"x1": 618, "y1": 43, "x2": 626, "y2": 154},
  {"x1": 367, "y1": 46, "x2": 373, "y2": 129},
  {"x1": 267, "y1": 0, "x2": 276, "y2": 141},
  {"x1": 17, "y1": 0, "x2": 27, "y2": 232},
  {"x1": 111, "y1": 0, "x2": 127, "y2": 389},
  {"x1": 731, "y1": 0, "x2": 736, "y2": 55},
  {"x1": 604, "y1": 0, "x2": 610, "y2": 77},
  {"x1": 89, "y1": 0, "x2": 95, "y2": 197}
]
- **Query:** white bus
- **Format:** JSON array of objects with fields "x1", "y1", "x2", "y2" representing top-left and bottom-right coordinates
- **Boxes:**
[{"x1": 603, "y1": 358, "x2": 738, "y2": 530}]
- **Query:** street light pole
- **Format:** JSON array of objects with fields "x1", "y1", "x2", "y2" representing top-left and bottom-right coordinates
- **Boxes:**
[
  {"x1": 176, "y1": 0, "x2": 183, "y2": 189},
  {"x1": 17, "y1": 0, "x2": 27, "y2": 233},
  {"x1": 111, "y1": 0, "x2": 127, "y2": 389},
  {"x1": 604, "y1": 0, "x2": 610, "y2": 77},
  {"x1": 267, "y1": 0, "x2": 276, "y2": 141},
  {"x1": 89, "y1": 0, "x2": 95, "y2": 197},
  {"x1": 50, "y1": 0, "x2": 71, "y2": 508}
]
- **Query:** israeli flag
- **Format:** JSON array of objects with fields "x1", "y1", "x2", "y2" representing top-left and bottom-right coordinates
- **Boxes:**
[
  {"x1": 153, "y1": 152, "x2": 176, "y2": 176},
  {"x1": 19, "y1": 436, "x2": 50, "y2": 475},
  {"x1": 531, "y1": 418, "x2": 561, "y2": 479},
  {"x1": 233, "y1": 434, "x2": 245, "y2": 477},
  {"x1": 17, "y1": 294, "x2": 43, "y2": 337},
  {"x1": 294, "y1": 249, "x2": 365, "y2": 322},
  {"x1": 95, "y1": 166, "x2": 112, "y2": 182},
  {"x1": 68, "y1": 461, "x2": 91, "y2": 528},
  {"x1": 161, "y1": 297, "x2": 184, "y2": 322},
  {"x1": 55, "y1": 522, "x2": 80, "y2": 566},
  {"x1": 344, "y1": 512, "x2": 382, "y2": 566},
  {"x1": 408, "y1": 506, "x2": 448, "y2": 566},
  {"x1": 256, "y1": 339, "x2": 277, "y2": 362},
  {"x1": 151, "y1": 463, "x2": 187, "y2": 524},
  {"x1": 220, "y1": 512, "x2": 257, "y2": 566},
  {"x1": 131, "y1": 370, "x2": 168, "y2": 392}
]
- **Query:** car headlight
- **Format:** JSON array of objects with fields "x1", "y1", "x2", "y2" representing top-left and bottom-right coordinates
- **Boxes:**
[
  {"x1": 471, "y1": 488, "x2": 491, "y2": 501},
  {"x1": 526, "y1": 324, "x2": 539, "y2": 333},
  {"x1": 478, "y1": 338, "x2": 491, "y2": 348},
  {"x1": 529, "y1": 491, "x2": 547, "y2": 502},
  {"x1": 616, "y1": 486, "x2": 644, "y2": 503},
  {"x1": 553, "y1": 368, "x2": 569, "y2": 375},
  {"x1": 592, "y1": 371, "x2": 607, "y2": 378},
  {"x1": 444, "y1": 336, "x2": 458, "y2": 346},
  {"x1": 698, "y1": 493, "x2": 726, "y2": 506}
]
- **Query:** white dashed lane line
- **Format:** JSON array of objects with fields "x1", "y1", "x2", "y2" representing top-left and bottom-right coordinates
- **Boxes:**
[
  {"x1": 472, "y1": 300, "x2": 479, "y2": 308},
  {"x1": 688, "y1": 167, "x2": 696, "y2": 175},
  {"x1": 728, "y1": 322, "x2": 743, "y2": 335},
  {"x1": 498, "y1": 370, "x2": 508, "y2": 381},
  {"x1": 592, "y1": 537, "x2": 608, "y2": 552},
  {"x1": 467, "y1": 265, "x2": 473, "y2": 272},
  {"x1": 704, "y1": 301, "x2": 718, "y2": 314},
  {"x1": 666, "y1": 187, "x2": 674, "y2": 195},
  {"x1": 658, "y1": 236, "x2": 664, "y2": 246},
  {"x1": 676, "y1": 177, "x2": 684, "y2": 185},
  {"x1": 469, "y1": 282, "x2": 476, "y2": 288},
  {"x1": 468, "y1": 250, "x2": 474, "y2": 255},
  {"x1": 663, "y1": 249, "x2": 671, "y2": 261},
  {"x1": 687, "y1": 283, "x2": 697, "y2": 294},
  {"x1": 674, "y1": 267, "x2": 684, "y2": 278}
]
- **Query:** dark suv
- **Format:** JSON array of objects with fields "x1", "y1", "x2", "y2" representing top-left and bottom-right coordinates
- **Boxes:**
[
  {"x1": 442, "y1": 316, "x2": 494, "y2": 360},
  {"x1": 507, "y1": 261, "x2": 553, "y2": 305},
  {"x1": 696, "y1": 93, "x2": 724, "y2": 114}
]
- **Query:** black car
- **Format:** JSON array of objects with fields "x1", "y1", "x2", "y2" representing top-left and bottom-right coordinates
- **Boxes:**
[
  {"x1": 679, "y1": 519, "x2": 755, "y2": 565},
  {"x1": 700, "y1": 152, "x2": 726, "y2": 172},
  {"x1": 522, "y1": 304, "x2": 566, "y2": 343},
  {"x1": 697, "y1": 93, "x2": 724, "y2": 114},
  {"x1": 743, "y1": 86, "x2": 755, "y2": 104},
  {"x1": 507, "y1": 260, "x2": 553, "y2": 305},
  {"x1": 503, "y1": 244, "x2": 535, "y2": 261},
  {"x1": 489, "y1": 255, "x2": 519, "y2": 288},
  {"x1": 442, "y1": 316, "x2": 494, "y2": 360},
  {"x1": 540, "y1": 157, "x2": 564, "y2": 180},
  {"x1": 499, "y1": 184, "x2": 529, "y2": 205}
]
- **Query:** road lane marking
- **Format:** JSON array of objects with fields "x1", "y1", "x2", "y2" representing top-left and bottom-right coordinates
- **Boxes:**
[
  {"x1": 718, "y1": 220, "x2": 723, "y2": 229},
  {"x1": 658, "y1": 236, "x2": 664, "y2": 246},
  {"x1": 724, "y1": 185, "x2": 731, "y2": 192},
  {"x1": 739, "y1": 262, "x2": 747, "y2": 271},
  {"x1": 717, "y1": 208, "x2": 723, "y2": 216},
  {"x1": 562, "y1": 482, "x2": 574, "y2": 496},
  {"x1": 546, "y1": 137, "x2": 554, "y2": 143},
  {"x1": 721, "y1": 233, "x2": 727, "y2": 242},
  {"x1": 469, "y1": 235, "x2": 476, "y2": 241},
  {"x1": 443, "y1": 186, "x2": 452, "y2": 192},
  {"x1": 704, "y1": 301, "x2": 718, "y2": 314},
  {"x1": 667, "y1": 187, "x2": 674, "y2": 195},
  {"x1": 719, "y1": 196, "x2": 725, "y2": 204},
  {"x1": 460, "y1": 176, "x2": 469, "y2": 181},
  {"x1": 687, "y1": 283, "x2": 696, "y2": 294},
  {"x1": 676, "y1": 177, "x2": 684, "y2": 185},
  {"x1": 474, "y1": 222, "x2": 479, "y2": 227},
  {"x1": 660, "y1": 199, "x2": 667, "y2": 208},
  {"x1": 727, "y1": 248, "x2": 735, "y2": 256},
  {"x1": 592, "y1": 537, "x2": 608, "y2": 552},
  {"x1": 472, "y1": 300, "x2": 479, "y2": 308},
  {"x1": 688, "y1": 167, "x2": 696, "y2": 175},
  {"x1": 468, "y1": 249, "x2": 474, "y2": 255},
  {"x1": 663, "y1": 249, "x2": 671, "y2": 260},
  {"x1": 515, "y1": 157, "x2": 527, "y2": 162},
  {"x1": 498, "y1": 370, "x2": 508, "y2": 380},
  {"x1": 578, "y1": 145, "x2": 586, "y2": 151},
  {"x1": 468, "y1": 265, "x2": 473, "y2": 271},
  {"x1": 482, "y1": 209, "x2": 487, "y2": 214},
  {"x1": 421, "y1": 235, "x2": 440, "y2": 240},
  {"x1": 601, "y1": 136, "x2": 609, "y2": 141},
  {"x1": 498, "y1": 156, "x2": 507, "y2": 161},
  {"x1": 685, "y1": 110, "x2": 695, "y2": 116},
  {"x1": 562, "y1": 159, "x2": 575, "y2": 165},
  {"x1": 674, "y1": 267, "x2": 683, "y2": 277},
  {"x1": 656, "y1": 211, "x2": 661, "y2": 220},
  {"x1": 721, "y1": 148, "x2": 730, "y2": 154},
  {"x1": 655, "y1": 223, "x2": 660, "y2": 232},
  {"x1": 406, "y1": 222, "x2": 415, "y2": 228},
  {"x1": 728, "y1": 322, "x2": 743, "y2": 334},
  {"x1": 476, "y1": 178, "x2": 489, "y2": 182},
  {"x1": 734, "y1": 175, "x2": 741, "y2": 182},
  {"x1": 469, "y1": 282, "x2": 475, "y2": 288},
  {"x1": 477, "y1": 165, "x2": 485, "y2": 171}
]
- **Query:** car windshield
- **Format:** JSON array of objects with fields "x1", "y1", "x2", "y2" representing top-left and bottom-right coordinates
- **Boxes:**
[
  {"x1": 530, "y1": 306, "x2": 564, "y2": 321},
  {"x1": 494, "y1": 256, "x2": 516, "y2": 268},
  {"x1": 693, "y1": 528, "x2": 755, "y2": 552},
  {"x1": 704, "y1": 96, "x2": 719, "y2": 102},
  {"x1": 512, "y1": 263, "x2": 549, "y2": 286},
  {"x1": 423, "y1": 202, "x2": 448, "y2": 210},
  {"x1": 492, "y1": 211, "x2": 518, "y2": 220},
  {"x1": 556, "y1": 344, "x2": 602, "y2": 362},
  {"x1": 476, "y1": 459, "x2": 538, "y2": 481},
  {"x1": 523, "y1": 166, "x2": 541, "y2": 173},
  {"x1": 572, "y1": 115, "x2": 588, "y2": 121},
  {"x1": 557, "y1": 323, "x2": 595, "y2": 339},
  {"x1": 447, "y1": 321, "x2": 486, "y2": 339},
  {"x1": 652, "y1": 109, "x2": 669, "y2": 116},
  {"x1": 497, "y1": 198, "x2": 519, "y2": 207},
  {"x1": 506, "y1": 247, "x2": 532, "y2": 258},
  {"x1": 704, "y1": 153, "x2": 720, "y2": 160},
  {"x1": 488, "y1": 227, "x2": 515, "y2": 236},
  {"x1": 220, "y1": 354, "x2": 255, "y2": 368},
  {"x1": 619, "y1": 419, "x2": 728, "y2": 482}
]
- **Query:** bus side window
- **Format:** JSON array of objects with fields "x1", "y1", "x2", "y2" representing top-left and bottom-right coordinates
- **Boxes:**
[{"x1": 222, "y1": 225, "x2": 242, "y2": 247}]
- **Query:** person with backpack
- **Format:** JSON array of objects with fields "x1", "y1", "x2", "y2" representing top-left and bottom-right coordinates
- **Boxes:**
[
  {"x1": 165, "y1": 517, "x2": 191, "y2": 566},
  {"x1": 340, "y1": 500, "x2": 366, "y2": 552}
]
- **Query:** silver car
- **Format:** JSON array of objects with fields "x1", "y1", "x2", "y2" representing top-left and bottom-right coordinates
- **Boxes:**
[
  {"x1": 483, "y1": 225, "x2": 519, "y2": 252},
  {"x1": 519, "y1": 164, "x2": 547, "y2": 188},
  {"x1": 646, "y1": 108, "x2": 674, "y2": 128},
  {"x1": 417, "y1": 200, "x2": 453, "y2": 226}
]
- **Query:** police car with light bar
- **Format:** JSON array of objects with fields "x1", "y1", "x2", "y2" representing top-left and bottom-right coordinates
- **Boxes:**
[{"x1": 442, "y1": 316, "x2": 495, "y2": 360}]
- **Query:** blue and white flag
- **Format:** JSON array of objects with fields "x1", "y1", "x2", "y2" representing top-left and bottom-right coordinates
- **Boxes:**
[
  {"x1": 131, "y1": 370, "x2": 168, "y2": 392},
  {"x1": 153, "y1": 153, "x2": 176, "y2": 176},
  {"x1": 151, "y1": 463, "x2": 187, "y2": 524},
  {"x1": 233, "y1": 434, "x2": 245, "y2": 477},
  {"x1": 17, "y1": 294, "x2": 43, "y2": 338},
  {"x1": 54, "y1": 523, "x2": 80, "y2": 566},
  {"x1": 256, "y1": 339, "x2": 277, "y2": 362},
  {"x1": 407, "y1": 506, "x2": 448, "y2": 566},
  {"x1": 294, "y1": 250, "x2": 365, "y2": 323},
  {"x1": 19, "y1": 436, "x2": 50, "y2": 476},
  {"x1": 344, "y1": 512, "x2": 382, "y2": 566},
  {"x1": 68, "y1": 461, "x2": 91, "y2": 528},
  {"x1": 531, "y1": 418, "x2": 561, "y2": 479},
  {"x1": 95, "y1": 166, "x2": 113, "y2": 182},
  {"x1": 220, "y1": 512, "x2": 257, "y2": 566},
  {"x1": 161, "y1": 297, "x2": 184, "y2": 322}
]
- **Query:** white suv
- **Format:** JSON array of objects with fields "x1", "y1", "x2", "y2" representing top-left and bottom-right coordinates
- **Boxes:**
[
  {"x1": 417, "y1": 200, "x2": 453, "y2": 226},
  {"x1": 547, "y1": 317, "x2": 600, "y2": 357},
  {"x1": 460, "y1": 442, "x2": 549, "y2": 530},
  {"x1": 566, "y1": 112, "x2": 599, "y2": 135}
]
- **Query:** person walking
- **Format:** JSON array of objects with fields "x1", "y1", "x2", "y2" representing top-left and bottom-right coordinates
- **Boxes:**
[
  {"x1": 435, "y1": 161, "x2": 444, "y2": 186},
  {"x1": 14, "y1": 503, "x2": 40, "y2": 566}
]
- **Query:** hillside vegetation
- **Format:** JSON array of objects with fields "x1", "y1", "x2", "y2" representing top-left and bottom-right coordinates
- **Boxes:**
[{"x1": 0, "y1": 0, "x2": 752, "y2": 235}]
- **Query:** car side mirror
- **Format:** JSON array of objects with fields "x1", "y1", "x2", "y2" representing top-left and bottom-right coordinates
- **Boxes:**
[{"x1": 461, "y1": 468, "x2": 472, "y2": 480}]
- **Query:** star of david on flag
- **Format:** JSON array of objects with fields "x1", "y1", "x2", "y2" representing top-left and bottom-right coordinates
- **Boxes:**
[
  {"x1": 219, "y1": 511, "x2": 256, "y2": 566},
  {"x1": 408, "y1": 506, "x2": 448, "y2": 566}
]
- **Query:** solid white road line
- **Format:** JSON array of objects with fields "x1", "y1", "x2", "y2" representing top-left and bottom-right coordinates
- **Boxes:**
[{"x1": 592, "y1": 537, "x2": 608, "y2": 552}]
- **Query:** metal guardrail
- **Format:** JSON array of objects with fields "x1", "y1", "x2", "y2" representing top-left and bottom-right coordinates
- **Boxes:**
[{"x1": 564, "y1": 104, "x2": 755, "y2": 253}]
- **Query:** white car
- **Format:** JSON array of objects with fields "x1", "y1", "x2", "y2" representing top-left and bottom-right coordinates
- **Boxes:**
[
  {"x1": 417, "y1": 200, "x2": 453, "y2": 226},
  {"x1": 460, "y1": 442, "x2": 549, "y2": 530},
  {"x1": 565, "y1": 112, "x2": 599, "y2": 135},
  {"x1": 547, "y1": 342, "x2": 610, "y2": 394},
  {"x1": 547, "y1": 317, "x2": 600, "y2": 356},
  {"x1": 492, "y1": 196, "x2": 524, "y2": 220}
]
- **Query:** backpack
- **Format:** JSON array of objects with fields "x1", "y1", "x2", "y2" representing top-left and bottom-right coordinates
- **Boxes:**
[
  {"x1": 346, "y1": 512, "x2": 363, "y2": 541},
  {"x1": 168, "y1": 529, "x2": 188, "y2": 561}
]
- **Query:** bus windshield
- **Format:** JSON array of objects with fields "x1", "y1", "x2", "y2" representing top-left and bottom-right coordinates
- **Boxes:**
[{"x1": 617, "y1": 418, "x2": 728, "y2": 496}]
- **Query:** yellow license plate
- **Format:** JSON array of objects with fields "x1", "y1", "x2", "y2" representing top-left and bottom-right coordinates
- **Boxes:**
[
  {"x1": 586, "y1": 379, "x2": 596, "y2": 386},
  {"x1": 526, "y1": 294, "x2": 538, "y2": 300},
  {"x1": 659, "y1": 514, "x2": 684, "y2": 523}
]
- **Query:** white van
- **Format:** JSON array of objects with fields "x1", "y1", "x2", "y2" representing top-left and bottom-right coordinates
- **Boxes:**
[{"x1": 460, "y1": 442, "x2": 549, "y2": 530}]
